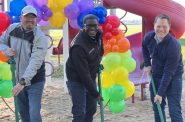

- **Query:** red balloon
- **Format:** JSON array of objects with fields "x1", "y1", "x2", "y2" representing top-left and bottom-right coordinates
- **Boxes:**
[
  {"x1": 106, "y1": 15, "x2": 120, "y2": 28},
  {"x1": 0, "y1": 12, "x2": 10, "y2": 32},
  {"x1": 104, "y1": 32, "x2": 112, "y2": 40},
  {"x1": 111, "y1": 28, "x2": 119, "y2": 36},
  {"x1": 104, "y1": 23, "x2": 113, "y2": 32},
  {"x1": 0, "y1": 30, "x2": 2, "y2": 36}
]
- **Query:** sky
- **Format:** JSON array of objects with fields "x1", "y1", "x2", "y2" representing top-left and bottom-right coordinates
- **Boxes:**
[{"x1": 116, "y1": 0, "x2": 185, "y2": 20}]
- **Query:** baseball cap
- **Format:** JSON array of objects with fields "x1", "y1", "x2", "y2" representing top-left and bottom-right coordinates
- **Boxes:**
[{"x1": 21, "y1": 5, "x2": 37, "y2": 17}]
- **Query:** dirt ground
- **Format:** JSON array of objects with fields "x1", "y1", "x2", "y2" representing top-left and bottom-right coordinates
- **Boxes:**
[{"x1": 0, "y1": 79, "x2": 185, "y2": 122}]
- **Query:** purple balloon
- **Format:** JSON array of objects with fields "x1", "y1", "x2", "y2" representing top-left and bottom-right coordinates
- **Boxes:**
[
  {"x1": 45, "y1": 9, "x2": 53, "y2": 17},
  {"x1": 38, "y1": 20, "x2": 49, "y2": 26},
  {"x1": 69, "y1": 19, "x2": 79, "y2": 29},
  {"x1": 42, "y1": 15, "x2": 49, "y2": 21},
  {"x1": 37, "y1": 10, "x2": 42, "y2": 22},
  {"x1": 33, "y1": 0, "x2": 48, "y2": 7},
  {"x1": 25, "y1": 0, "x2": 34, "y2": 6},
  {"x1": 78, "y1": 0, "x2": 94, "y2": 13},
  {"x1": 40, "y1": 5, "x2": 49, "y2": 13},
  {"x1": 64, "y1": 3, "x2": 80, "y2": 20}
]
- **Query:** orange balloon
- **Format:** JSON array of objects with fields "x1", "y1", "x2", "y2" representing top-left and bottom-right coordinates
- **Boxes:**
[
  {"x1": 104, "y1": 44, "x2": 111, "y2": 52},
  {"x1": 0, "y1": 51, "x2": 8, "y2": 63},
  {"x1": 112, "y1": 45, "x2": 119, "y2": 52},
  {"x1": 108, "y1": 38, "x2": 117, "y2": 46},
  {"x1": 118, "y1": 37, "x2": 130, "y2": 53}
]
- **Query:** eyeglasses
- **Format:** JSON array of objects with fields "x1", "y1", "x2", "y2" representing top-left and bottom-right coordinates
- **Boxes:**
[{"x1": 85, "y1": 24, "x2": 98, "y2": 28}]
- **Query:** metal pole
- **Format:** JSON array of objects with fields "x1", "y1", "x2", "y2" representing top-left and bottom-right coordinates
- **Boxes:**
[
  {"x1": 8, "y1": 58, "x2": 19, "y2": 122},
  {"x1": 150, "y1": 75, "x2": 164, "y2": 122},
  {"x1": 98, "y1": 64, "x2": 104, "y2": 122}
]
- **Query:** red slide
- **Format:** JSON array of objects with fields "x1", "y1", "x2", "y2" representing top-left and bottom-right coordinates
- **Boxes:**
[{"x1": 104, "y1": 0, "x2": 185, "y2": 39}]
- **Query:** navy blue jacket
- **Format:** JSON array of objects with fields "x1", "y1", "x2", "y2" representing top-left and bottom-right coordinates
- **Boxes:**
[
  {"x1": 66, "y1": 30, "x2": 104, "y2": 98},
  {"x1": 142, "y1": 31, "x2": 184, "y2": 96}
]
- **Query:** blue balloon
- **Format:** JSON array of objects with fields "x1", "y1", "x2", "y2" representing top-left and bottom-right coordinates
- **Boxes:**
[
  {"x1": 77, "y1": 12, "x2": 89, "y2": 28},
  {"x1": 10, "y1": 0, "x2": 27, "y2": 16},
  {"x1": 99, "y1": 17, "x2": 106, "y2": 24},
  {"x1": 95, "y1": 6, "x2": 107, "y2": 18},
  {"x1": 12, "y1": 16, "x2": 20, "y2": 23}
]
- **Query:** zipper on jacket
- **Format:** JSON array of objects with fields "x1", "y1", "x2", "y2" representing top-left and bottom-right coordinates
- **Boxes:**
[{"x1": 17, "y1": 32, "x2": 24, "y2": 81}]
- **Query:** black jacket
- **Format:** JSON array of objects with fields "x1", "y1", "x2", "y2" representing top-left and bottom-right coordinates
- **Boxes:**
[
  {"x1": 66, "y1": 30, "x2": 104, "y2": 98},
  {"x1": 142, "y1": 31, "x2": 184, "y2": 96}
]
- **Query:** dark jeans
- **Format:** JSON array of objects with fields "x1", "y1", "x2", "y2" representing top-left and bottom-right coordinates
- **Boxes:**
[
  {"x1": 66, "y1": 80, "x2": 97, "y2": 122},
  {"x1": 17, "y1": 81, "x2": 45, "y2": 122},
  {"x1": 150, "y1": 75, "x2": 183, "y2": 122}
]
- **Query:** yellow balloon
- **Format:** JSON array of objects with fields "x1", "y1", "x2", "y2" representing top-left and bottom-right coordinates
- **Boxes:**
[
  {"x1": 49, "y1": 12, "x2": 67, "y2": 28},
  {"x1": 110, "y1": 67, "x2": 128, "y2": 84},
  {"x1": 124, "y1": 81, "x2": 135, "y2": 98},
  {"x1": 48, "y1": 0, "x2": 58, "y2": 11},
  {"x1": 101, "y1": 71, "x2": 115, "y2": 88},
  {"x1": 57, "y1": 0, "x2": 73, "y2": 8}
]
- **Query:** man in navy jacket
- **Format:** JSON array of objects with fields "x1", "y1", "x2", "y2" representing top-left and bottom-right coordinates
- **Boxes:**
[{"x1": 142, "y1": 14, "x2": 184, "y2": 122}]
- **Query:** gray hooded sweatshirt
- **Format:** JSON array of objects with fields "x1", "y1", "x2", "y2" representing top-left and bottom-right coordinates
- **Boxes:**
[{"x1": 0, "y1": 23, "x2": 48, "y2": 86}]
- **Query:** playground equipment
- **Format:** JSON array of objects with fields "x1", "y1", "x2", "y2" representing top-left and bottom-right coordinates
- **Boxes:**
[{"x1": 0, "y1": 0, "x2": 4, "y2": 11}]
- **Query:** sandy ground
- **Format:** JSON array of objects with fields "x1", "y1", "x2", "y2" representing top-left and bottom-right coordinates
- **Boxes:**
[{"x1": 0, "y1": 79, "x2": 185, "y2": 122}]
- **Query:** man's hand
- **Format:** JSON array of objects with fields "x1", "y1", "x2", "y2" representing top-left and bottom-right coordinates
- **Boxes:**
[
  {"x1": 144, "y1": 66, "x2": 152, "y2": 75},
  {"x1": 13, "y1": 83, "x2": 24, "y2": 96},
  {"x1": 154, "y1": 94, "x2": 162, "y2": 104},
  {"x1": 6, "y1": 48, "x2": 15, "y2": 57},
  {"x1": 98, "y1": 94, "x2": 103, "y2": 101}
]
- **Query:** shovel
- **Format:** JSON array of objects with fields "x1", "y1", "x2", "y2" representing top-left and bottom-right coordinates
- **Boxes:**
[
  {"x1": 8, "y1": 58, "x2": 19, "y2": 122},
  {"x1": 97, "y1": 64, "x2": 104, "y2": 122}
]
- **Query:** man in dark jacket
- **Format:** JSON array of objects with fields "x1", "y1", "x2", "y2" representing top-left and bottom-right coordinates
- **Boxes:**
[
  {"x1": 66, "y1": 14, "x2": 104, "y2": 122},
  {"x1": 142, "y1": 14, "x2": 184, "y2": 122}
]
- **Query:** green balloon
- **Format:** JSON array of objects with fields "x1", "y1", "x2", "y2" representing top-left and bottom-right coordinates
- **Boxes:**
[
  {"x1": 1, "y1": 64, "x2": 12, "y2": 81},
  {"x1": 101, "y1": 53, "x2": 121, "y2": 72},
  {"x1": 0, "y1": 64, "x2": 3, "y2": 80},
  {"x1": 119, "y1": 50, "x2": 132, "y2": 59},
  {"x1": 109, "y1": 85, "x2": 126, "y2": 101},
  {"x1": 0, "y1": 80, "x2": 13, "y2": 98},
  {"x1": 102, "y1": 88, "x2": 110, "y2": 105},
  {"x1": 121, "y1": 58, "x2": 136, "y2": 73},
  {"x1": 108, "y1": 100, "x2": 126, "y2": 113}
]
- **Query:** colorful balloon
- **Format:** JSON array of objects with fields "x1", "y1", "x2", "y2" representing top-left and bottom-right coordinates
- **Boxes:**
[
  {"x1": 108, "y1": 100, "x2": 126, "y2": 113},
  {"x1": 109, "y1": 85, "x2": 126, "y2": 101},
  {"x1": 0, "y1": 51, "x2": 8, "y2": 63},
  {"x1": 118, "y1": 37, "x2": 130, "y2": 53},
  {"x1": 101, "y1": 71, "x2": 114, "y2": 88},
  {"x1": 101, "y1": 53, "x2": 121, "y2": 72},
  {"x1": 10, "y1": 0, "x2": 27, "y2": 16},
  {"x1": 0, "y1": 12, "x2": 11, "y2": 32},
  {"x1": 49, "y1": 12, "x2": 66, "y2": 28},
  {"x1": 64, "y1": 3, "x2": 80, "y2": 20},
  {"x1": 106, "y1": 15, "x2": 120, "y2": 28},
  {"x1": 121, "y1": 58, "x2": 136, "y2": 73},
  {"x1": 101, "y1": 88, "x2": 110, "y2": 105},
  {"x1": 110, "y1": 67, "x2": 128, "y2": 83},
  {"x1": 0, "y1": 80, "x2": 13, "y2": 98}
]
